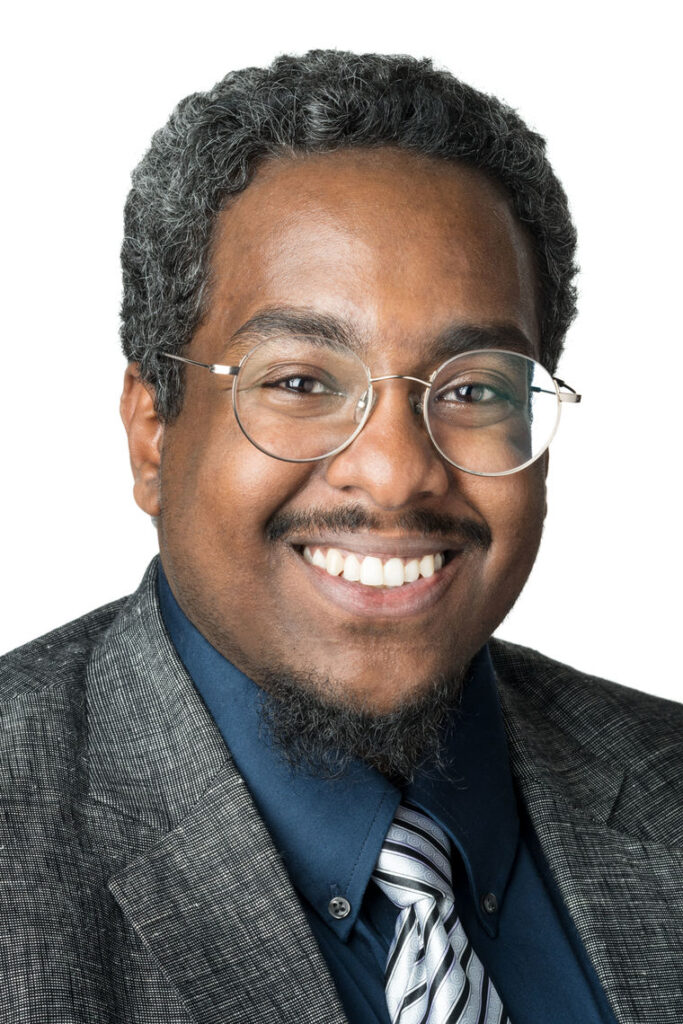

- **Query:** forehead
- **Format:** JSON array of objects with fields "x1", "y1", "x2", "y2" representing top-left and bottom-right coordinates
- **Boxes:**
[{"x1": 195, "y1": 148, "x2": 540, "y2": 365}]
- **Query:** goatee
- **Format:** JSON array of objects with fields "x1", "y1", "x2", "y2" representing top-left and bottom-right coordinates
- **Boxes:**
[{"x1": 256, "y1": 663, "x2": 469, "y2": 783}]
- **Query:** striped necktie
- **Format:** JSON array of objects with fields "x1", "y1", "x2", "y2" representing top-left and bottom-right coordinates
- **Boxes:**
[{"x1": 372, "y1": 802, "x2": 510, "y2": 1024}]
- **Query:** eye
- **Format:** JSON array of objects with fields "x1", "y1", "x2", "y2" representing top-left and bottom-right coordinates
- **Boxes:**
[
  {"x1": 429, "y1": 373, "x2": 523, "y2": 428},
  {"x1": 438, "y1": 382, "x2": 503, "y2": 404},
  {"x1": 265, "y1": 375, "x2": 336, "y2": 395},
  {"x1": 251, "y1": 361, "x2": 345, "y2": 398}
]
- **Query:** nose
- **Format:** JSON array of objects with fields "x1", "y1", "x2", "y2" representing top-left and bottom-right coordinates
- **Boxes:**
[{"x1": 324, "y1": 380, "x2": 451, "y2": 509}]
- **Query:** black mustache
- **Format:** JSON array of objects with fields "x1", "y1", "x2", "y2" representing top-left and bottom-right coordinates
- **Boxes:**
[{"x1": 266, "y1": 504, "x2": 491, "y2": 551}]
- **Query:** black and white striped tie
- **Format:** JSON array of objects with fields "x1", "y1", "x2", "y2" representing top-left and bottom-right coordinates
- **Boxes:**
[{"x1": 372, "y1": 802, "x2": 510, "y2": 1024}]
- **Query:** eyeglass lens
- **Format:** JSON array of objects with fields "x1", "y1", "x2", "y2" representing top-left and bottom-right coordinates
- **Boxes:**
[
  {"x1": 233, "y1": 338, "x2": 560, "y2": 475},
  {"x1": 425, "y1": 350, "x2": 559, "y2": 474}
]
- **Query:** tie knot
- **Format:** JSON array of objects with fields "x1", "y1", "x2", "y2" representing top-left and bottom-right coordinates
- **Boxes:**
[{"x1": 373, "y1": 802, "x2": 454, "y2": 910}]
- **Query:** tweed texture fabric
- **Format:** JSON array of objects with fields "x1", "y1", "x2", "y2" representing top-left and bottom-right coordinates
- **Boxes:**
[
  {"x1": 491, "y1": 638, "x2": 683, "y2": 1024},
  {"x1": 0, "y1": 558, "x2": 681, "y2": 1023}
]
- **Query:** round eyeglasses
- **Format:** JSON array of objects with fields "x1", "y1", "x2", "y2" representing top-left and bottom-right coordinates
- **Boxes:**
[{"x1": 161, "y1": 338, "x2": 581, "y2": 477}]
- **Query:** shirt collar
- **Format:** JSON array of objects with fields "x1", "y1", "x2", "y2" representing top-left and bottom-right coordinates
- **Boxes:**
[
  {"x1": 158, "y1": 562, "x2": 518, "y2": 942},
  {"x1": 406, "y1": 644, "x2": 519, "y2": 936}
]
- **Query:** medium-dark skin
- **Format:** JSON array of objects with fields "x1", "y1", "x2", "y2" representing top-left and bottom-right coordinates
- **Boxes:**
[{"x1": 121, "y1": 148, "x2": 547, "y2": 712}]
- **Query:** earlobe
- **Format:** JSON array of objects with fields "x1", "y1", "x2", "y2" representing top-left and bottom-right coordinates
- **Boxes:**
[{"x1": 120, "y1": 363, "x2": 164, "y2": 517}]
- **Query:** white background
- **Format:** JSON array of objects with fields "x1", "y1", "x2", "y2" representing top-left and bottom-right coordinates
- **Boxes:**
[{"x1": 1, "y1": 1, "x2": 680, "y2": 701}]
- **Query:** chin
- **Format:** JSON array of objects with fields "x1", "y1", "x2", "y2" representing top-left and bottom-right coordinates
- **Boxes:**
[
  {"x1": 269, "y1": 650, "x2": 466, "y2": 714},
  {"x1": 255, "y1": 651, "x2": 470, "y2": 781}
]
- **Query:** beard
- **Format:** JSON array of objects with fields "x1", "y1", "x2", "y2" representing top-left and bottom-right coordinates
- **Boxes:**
[{"x1": 255, "y1": 660, "x2": 469, "y2": 783}]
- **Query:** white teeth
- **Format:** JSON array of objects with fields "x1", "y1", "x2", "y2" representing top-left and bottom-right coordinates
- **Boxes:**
[
  {"x1": 383, "y1": 558, "x2": 405, "y2": 587},
  {"x1": 302, "y1": 546, "x2": 447, "y2": 588},
  {"x1": 312, "y1": 549, "x2": 327, "y2": 569},
  {"x1": 419, "y1": 554, "x2": 435, "y2": 578},
  {"x1": 404, "y1": 558, "x2": 420, "y2": 582},
  {"x1": 342, "y1": 553, "x2": 361, "y2": 581},
  {"x1": 360, "y1": 556, "x2": 384, "y2": 586},
  {"x1": 325, "y1": 548, "x2": 344, "y2": 576}
]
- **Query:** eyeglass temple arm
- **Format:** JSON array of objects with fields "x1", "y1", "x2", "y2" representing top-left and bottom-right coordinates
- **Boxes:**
[
  {"x1": 555, "y1": 379, "x2": 581, "y2": 403},
  {"x1": 161, "y1": 352, "x2": 240, "y2": 376},
  {"x1": 531, "y1": 379, "x2": 582, "y2": 404}
]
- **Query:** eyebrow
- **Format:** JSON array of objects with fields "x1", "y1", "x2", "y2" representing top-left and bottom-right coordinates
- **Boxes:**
[
  {"x1": 225, "y1": 306, "x2": 537, "y2": 365},
  {"x1": 227, "y1": 308, "x2": 365, "y2": 357},
  {"x1": 429, "y1": 323, "x2": 537, "y2": 363}
]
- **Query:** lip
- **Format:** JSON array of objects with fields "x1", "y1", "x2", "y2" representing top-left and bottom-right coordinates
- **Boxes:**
[{"x1": 288, "y1": 542, "x2": 465, "y2": 619}]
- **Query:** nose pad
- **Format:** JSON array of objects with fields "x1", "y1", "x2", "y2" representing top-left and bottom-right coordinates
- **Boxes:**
[
  {"x1": 354, "y1": 388, "x2": 377, "y2": 425},
  {"x1": 408, "y1": 392, "x2": 423, "y2": 417}
]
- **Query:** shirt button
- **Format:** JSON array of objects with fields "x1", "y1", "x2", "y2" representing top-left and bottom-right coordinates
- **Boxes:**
[
  {"x1": 481, "y1": 892, "x2": 498, "y2": 915},
  {"x1": 328, "y1": 896, "x2": 351, "y2": 920}
]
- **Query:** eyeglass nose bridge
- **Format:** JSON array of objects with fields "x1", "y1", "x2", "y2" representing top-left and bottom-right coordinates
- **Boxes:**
[{"x1": 359, "y1": 373, "x2": 432, "y2": 422}]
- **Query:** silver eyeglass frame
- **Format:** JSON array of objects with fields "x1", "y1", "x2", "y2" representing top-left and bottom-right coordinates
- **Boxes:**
[{"x1": 161, "y1": 344, "x2": 581, "y2": 477}]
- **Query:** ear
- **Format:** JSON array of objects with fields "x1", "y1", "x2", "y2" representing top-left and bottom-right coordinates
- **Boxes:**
[{"x1": 120, "y1": 363, "x2": 163, "y2": 517}]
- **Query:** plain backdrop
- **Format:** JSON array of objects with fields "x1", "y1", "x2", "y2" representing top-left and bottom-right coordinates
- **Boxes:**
[{"x1": 1, "y1": 0, "x2": 680, "y2": 701}]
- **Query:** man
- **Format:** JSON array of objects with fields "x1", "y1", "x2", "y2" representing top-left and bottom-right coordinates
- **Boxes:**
[{"x1": 1, "y1": 50, "x2": 681, "y2": 1024}]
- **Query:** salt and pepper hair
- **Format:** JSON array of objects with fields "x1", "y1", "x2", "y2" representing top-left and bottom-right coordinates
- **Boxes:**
[{"x1": 121, "y1": 50, "x2": 578, "y2": 421}]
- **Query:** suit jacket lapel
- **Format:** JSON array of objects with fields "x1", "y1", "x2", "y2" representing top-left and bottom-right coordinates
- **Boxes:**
[
  {"x1": 86, "y1": 561, "x2": 348, "y2": 1024},
  {"x1": 496, "y1": 652, "x2": 683, "y2": 1024},
  {"x1": 107, "y1": 763, "x2": 348, "y2": 1024}
]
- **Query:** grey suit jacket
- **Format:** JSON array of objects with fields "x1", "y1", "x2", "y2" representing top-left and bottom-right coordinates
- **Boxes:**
[{"x1": 1, "y1": 559, "x2": 681, "y2": 1023}]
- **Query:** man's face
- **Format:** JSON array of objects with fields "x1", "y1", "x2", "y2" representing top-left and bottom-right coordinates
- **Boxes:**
[{"x1": 146, "y1": 149, "x2": 546, "y2": 712}]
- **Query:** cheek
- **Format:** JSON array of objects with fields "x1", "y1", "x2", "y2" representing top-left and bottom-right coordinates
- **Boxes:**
[
  {"x1": 466, "y1": 466, "x2": 547, "y2": 573},
  {"x1": 160, "y1": 410, "x2": 315, "y2": 556},
  {"x1": 503, "y1": 484, "x2": 546, "y2": 587}
]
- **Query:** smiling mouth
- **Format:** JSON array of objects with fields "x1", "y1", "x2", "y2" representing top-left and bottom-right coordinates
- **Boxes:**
[{"x1": 300, "y1": 545, "x2": 453, "y2": 588}]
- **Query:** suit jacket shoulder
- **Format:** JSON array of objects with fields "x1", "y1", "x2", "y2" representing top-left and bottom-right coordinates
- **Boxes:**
[
  {"x1": 0, "y1": 596, "x2": 124, "y2": 702},
  {"x1": 489, "y1": 636, "x2": 683, "y2": 845},
  {"x1": 0, "y1": 596, "x2": 126, "y2": 810}
]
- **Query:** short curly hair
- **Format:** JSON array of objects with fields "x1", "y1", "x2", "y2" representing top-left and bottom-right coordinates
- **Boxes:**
[{"x1": 121, "y1": 50, "x2": 578, "y2": 421}]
